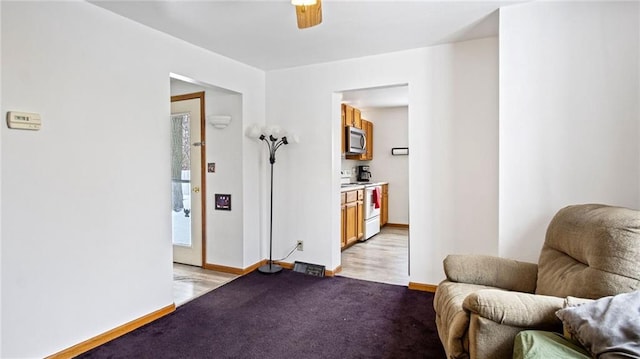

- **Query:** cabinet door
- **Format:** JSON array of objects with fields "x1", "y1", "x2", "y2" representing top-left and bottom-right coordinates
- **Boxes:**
[
  {"x1": 341, "y1": 104, "x2": 347, "y2": 153},
  {"x1": 381, "y1": 184, "x2": 389, "y2": 226},
  {"x1": 353, "y1": 108, "x2": 362, "y2": 129},
  {"x1": 358, "y1": 119, "x2": 373, "y2": 161},
  {"x1": 345, "y1": 104, "x2": 354, "y2": 127},
  {"x1": 345, "y1": 202, "x2": 357, "y2": 245},
  {"x1": 366, "y1": 120, "x2": 374, "y2": 160},
  {"x1": 341, "y1": 192, "x2": 347, "y2": 248},
  {"x1": 341, "y1": 204, "x2": 346, "y2": 248},
  {"x1": 357, "y1": 200, "x2": 364, "y2": 240}
]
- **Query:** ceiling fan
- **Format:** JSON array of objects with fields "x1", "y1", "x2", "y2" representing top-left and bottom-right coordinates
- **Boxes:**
[{"x1": 292, "y1": 0, "x2": 323, "y2": 29}]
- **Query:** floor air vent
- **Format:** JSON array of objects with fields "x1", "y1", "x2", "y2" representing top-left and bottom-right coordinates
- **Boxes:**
[{"x1": 293, "y1": 261, "x2": 326, "y2": 277}]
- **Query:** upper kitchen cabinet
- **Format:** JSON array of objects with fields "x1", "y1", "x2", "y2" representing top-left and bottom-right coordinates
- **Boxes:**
[
  {"x1": 342, "y1": 104, "x2": 362, "y2": 129},
  {"x1": 353, "y1": 108, "x2": 362, "y2": 129},
  {"x1": 341, "y1": 104, "x2": 346, "y2": 153},
  {"x1": 342, "y1": 104, "x2": 350, "y2": 127},
  {"x1": 363, "y1": 119, "x2": 373, "y2": 161}
]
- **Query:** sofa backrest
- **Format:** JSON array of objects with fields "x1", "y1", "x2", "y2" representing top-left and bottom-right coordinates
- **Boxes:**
[{"x1": 536, "y1": 204, "x2": 640, "y2": 299}]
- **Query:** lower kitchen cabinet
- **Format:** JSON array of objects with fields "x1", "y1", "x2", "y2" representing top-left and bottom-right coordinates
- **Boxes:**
[
  {"x1": 381, "y1": 184, "x2": 389, "y2": 227},
  {"x1": 341, "y1": 192, "x2": 346, "y2": 248},
  {"x1": 356, "y1": 190, "x2": 364, "y2": 240},
  {"x1": 345, "y1": 202, "x2": 357, "y2": 245},
  {"x1": 341, "y1": 189, "x2": 364, "y2": 249}
]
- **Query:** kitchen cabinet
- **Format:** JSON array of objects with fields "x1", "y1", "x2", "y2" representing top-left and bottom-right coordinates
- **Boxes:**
[
  {"x1": 353, "y1": 108, "x2": 362, "y2": 129},
  {"x1": 363, "y1": 120, "x2": 373, "y2": 160},
  {"x1": 342, "y1": 104, "x2": 352, "y2": 127},
  {"x1": 346, "y1": 190, "x2": 360, "y2": 246},
  {"x1": 341, "y1": 188, "x2": 364, "y2": 249},
  {"x1": 342, "y1": 104, "x2": 362, "y2": 129},
  {"x1": 356, "y1": 190, "x2": 364, "y2": 240},
  {"x1": 345, "y1": 202, "x2": 357, "y2": 245},
  {"x1": 341, "y1": 192, "x2": 346, "y2": 248},
  {"x1": 381, "y1": 184, "x2": 389, "y2": 227},
  {"x1": 341, "y1": 104, "x2": 346, "y2": 154}
]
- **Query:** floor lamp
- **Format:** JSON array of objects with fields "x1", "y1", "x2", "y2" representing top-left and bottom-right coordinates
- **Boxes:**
[{"x1": 246, "y1": 124, "x2": 298, "y2": 274}]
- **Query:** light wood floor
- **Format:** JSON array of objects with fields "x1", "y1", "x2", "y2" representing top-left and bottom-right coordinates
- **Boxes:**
[
  {"x1": 173, "y1": 263, "x2": 239, "y2": 306},
  {"x1": 338, "y1": 226, "x2": 409, "y2": 286}
]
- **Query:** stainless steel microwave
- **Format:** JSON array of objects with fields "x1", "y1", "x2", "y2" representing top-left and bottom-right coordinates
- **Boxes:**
[{"x1": 346, "y1": 126, "x2": 366, "y2": 154}]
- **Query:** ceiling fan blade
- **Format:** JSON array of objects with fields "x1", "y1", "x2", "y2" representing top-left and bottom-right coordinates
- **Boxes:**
[{"x1": 295, "y1": 0, "x2": 322, "y2": 29}]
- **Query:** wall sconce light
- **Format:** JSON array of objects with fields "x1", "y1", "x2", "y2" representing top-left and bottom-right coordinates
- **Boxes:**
[{"x1": 208, "y1": 115, "x2": 232, "y2": 129}]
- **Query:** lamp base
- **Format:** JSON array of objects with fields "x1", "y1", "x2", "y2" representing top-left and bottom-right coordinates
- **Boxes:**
[{"x1": 258, "y1": 263, "x2": 283, "y2": 274}]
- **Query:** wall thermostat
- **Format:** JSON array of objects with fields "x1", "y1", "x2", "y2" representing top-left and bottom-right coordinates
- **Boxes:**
[{"x1": 7, "y1": 111, "x2": 41, "y2": 130}]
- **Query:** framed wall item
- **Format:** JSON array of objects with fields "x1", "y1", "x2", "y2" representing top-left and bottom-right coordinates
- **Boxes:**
[{"x1": 215, "y1": 194, "x2": 231, "y2": 210}]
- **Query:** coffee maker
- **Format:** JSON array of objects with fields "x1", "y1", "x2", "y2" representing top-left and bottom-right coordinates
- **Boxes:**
[{"x1": 357, "y1": 165, "x2": 372, "y2": 182}]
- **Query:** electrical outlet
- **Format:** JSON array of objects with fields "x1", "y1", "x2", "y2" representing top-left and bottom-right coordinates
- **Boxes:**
[{"x1": 297, "y1": 240, "x2": 304, "y2": 251}]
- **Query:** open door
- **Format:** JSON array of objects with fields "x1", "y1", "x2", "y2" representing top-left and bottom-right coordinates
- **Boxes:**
[{"x1": 171, "y1": 92, "x2": 206, "y2": 266}]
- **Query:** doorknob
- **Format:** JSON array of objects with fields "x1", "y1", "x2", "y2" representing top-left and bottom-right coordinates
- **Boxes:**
[{"x1": 193, "y1": 186, "x2": 200, "y2": 193}]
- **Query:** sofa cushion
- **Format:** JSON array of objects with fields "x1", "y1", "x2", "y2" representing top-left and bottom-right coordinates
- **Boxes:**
[
  {"x1": 444, "y1": 255, "x2": 538, "y2": 293},
  {"x1": 555, "y1": 290, "x2": 640, "y2": 358},
  {"x1": 536, "y1": 204, "x2": 640, "y2": 299},
  {"x1": 463, "y1": 289, "x2": 564, "y2": 328}
]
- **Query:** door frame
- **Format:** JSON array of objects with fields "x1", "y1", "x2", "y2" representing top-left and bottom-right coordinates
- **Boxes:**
[{"x1": 171, "y1": 91, "x2": 207, "y2": 267}]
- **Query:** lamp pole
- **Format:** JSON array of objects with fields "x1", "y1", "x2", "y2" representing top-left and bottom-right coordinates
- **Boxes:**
[{"x1": 258, "y1": 134, "x2": 289, "y2": 274}]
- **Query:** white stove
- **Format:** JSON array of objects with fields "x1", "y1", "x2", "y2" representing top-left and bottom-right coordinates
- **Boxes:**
[{"x1": 362, "y1": 185, "x2": 382, "y2": 240}]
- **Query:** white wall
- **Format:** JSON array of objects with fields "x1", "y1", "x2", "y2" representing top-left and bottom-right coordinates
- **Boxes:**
[
  {"x1": 499, "y1": 2, "x2": 640, "y2": 261},
  {"x1": 424, "y1": 38, "x2": 500, "y2": 257},
  {"x1": 363, "y1": 106, "x2": 409, "y2": 225},
  {"x1": 204, "y1": 93, "x2": 247, "y2": 267},
  {"x1": 0, "y1": 2, "x2": 3, "y2": 355},
  {"x1": 266, "y1": 37, "x2": 499, "y2": 285},
  {"x1": 0, "y1": 2, "x2": 265, "y2": 357}
]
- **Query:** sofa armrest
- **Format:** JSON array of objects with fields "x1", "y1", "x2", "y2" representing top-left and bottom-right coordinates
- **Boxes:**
[
  {"x1": 444, "y1": 254, "x2": 538, "y2": 293},
  {"x1": 463, "y1": 289, "x2": 565, "y2": 329}
]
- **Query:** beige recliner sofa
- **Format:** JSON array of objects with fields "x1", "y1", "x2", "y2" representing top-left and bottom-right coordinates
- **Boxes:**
[{"x1": 433, "y1": 204, "x2": 640, "y2": 359}]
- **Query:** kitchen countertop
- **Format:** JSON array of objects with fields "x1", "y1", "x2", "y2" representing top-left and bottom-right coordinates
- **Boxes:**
[{"x1": 340, "y1": 182, "x2": 388, "y2": 192}]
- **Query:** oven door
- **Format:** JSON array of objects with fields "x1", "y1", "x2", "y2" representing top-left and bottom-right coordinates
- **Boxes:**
[{"x1": 364, "y1": 186, "x2": 381, "y2": 219}]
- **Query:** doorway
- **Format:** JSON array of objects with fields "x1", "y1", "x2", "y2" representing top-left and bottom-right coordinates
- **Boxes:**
[
  {"x1": 169, "y1": 74, "x2": 244, "y2": 305},
  {"x1": 337, "y1": 84, "x2": 410, "y2": 286},
  {"x1": 171, "y1": 91, "x2": 206, "y2": 266}
]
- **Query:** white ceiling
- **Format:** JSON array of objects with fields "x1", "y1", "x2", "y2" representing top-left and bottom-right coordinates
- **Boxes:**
[
  {"x1": 341, "y1": 84, "x2": 409, "y2": 109},
  {"x1": 91, "y1": 0, "x2": 524, "y2": 108},
  {"x1": 90, "y1": 0, "x2": 522, "y2": 71}
]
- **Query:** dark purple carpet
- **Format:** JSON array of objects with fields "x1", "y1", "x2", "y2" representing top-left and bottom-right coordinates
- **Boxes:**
[{"x1": 78, "y1": 270, "x2": 445, "y2": 359}]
